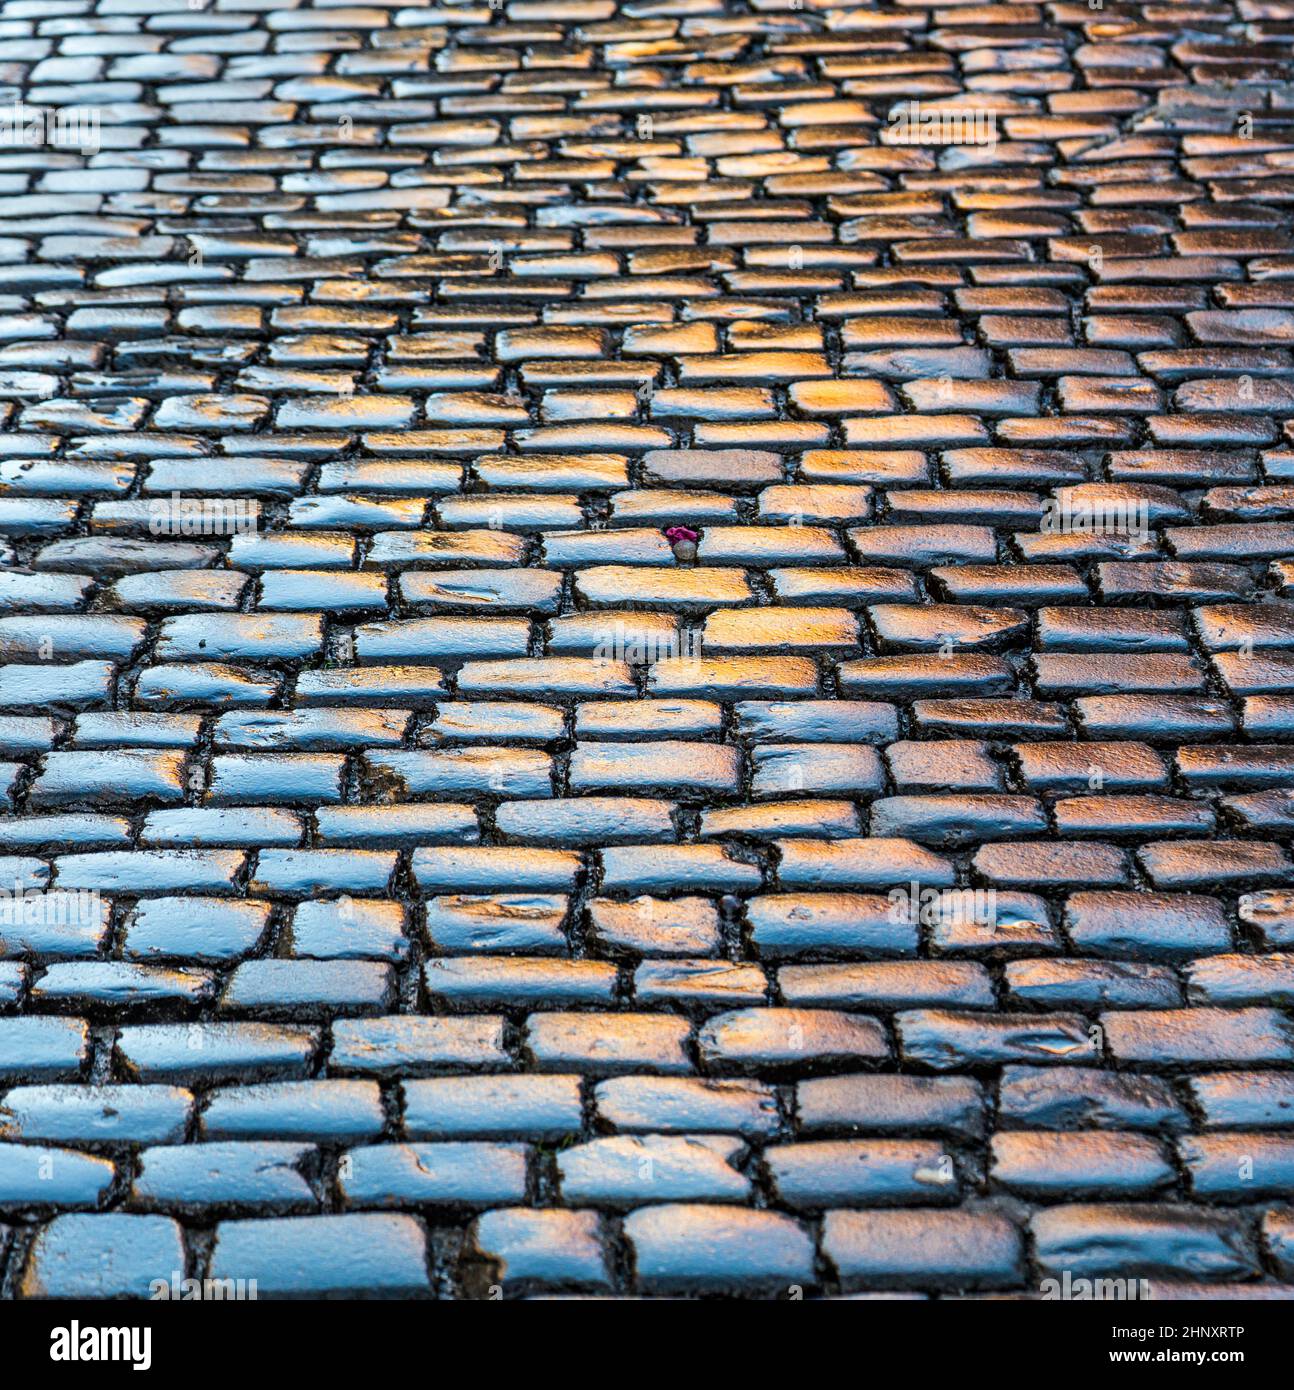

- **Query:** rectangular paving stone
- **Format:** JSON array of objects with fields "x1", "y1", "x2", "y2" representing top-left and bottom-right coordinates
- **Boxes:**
[
  {"x1": 328, "y1": 1016, "x2": 509, "y2": 1076},
  {"x1": 20, "y1": 1213, "x2": 186, "y2": 1300},
  {"x1": 1032, "y1": 1205, "x2": 1258, "y2": 1282},
  {"x1": 402, "y1": 1076, "x2": 582, "y2": 1142},
  {"x1": 463, "y1": 1208, "x2": 609, "y2": 1295},
  {"x1": 823, "y1": 1210, "x2": 1023, "y2": 1291},
  {"x1": 625, "y1": 1204, "x2": 814, "y2": 1294},
  {"x1": 116, "y1": 1023, "x2": 318, "y2": 1085},
  {"x1": 0, "y1": 1018, "x2": 90, "y2": 1084},
  {"x1": 198, "y1": 1079, "x2": 385, "y2": 1146},
  {"x1": 131, "y1": 1141, "x2": 316, "y2": 1214},
  {"x1": 208, "y1": 1214, "x2": 430, "y2": 1297}
]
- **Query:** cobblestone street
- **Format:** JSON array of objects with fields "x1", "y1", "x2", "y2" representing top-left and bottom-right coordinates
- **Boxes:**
[{"x1": 1, "y1": 0, "x2": 1294, "y2": 1302}]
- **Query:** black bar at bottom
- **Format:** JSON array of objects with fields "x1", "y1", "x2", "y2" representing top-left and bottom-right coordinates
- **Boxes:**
[{"x1": 0, "y1": 1293, "x2": 1287, "y2": 1375}]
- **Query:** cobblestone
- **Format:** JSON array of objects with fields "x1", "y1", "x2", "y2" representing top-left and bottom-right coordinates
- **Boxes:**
[{"x1": 0, "y1": 0, "x2": 1292, "y2": 1304}]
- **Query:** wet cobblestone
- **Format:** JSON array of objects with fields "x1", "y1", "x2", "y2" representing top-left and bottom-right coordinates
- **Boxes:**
[{"x1": 0, "y1": 0, "x2": 1293, "y2": 1303}]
